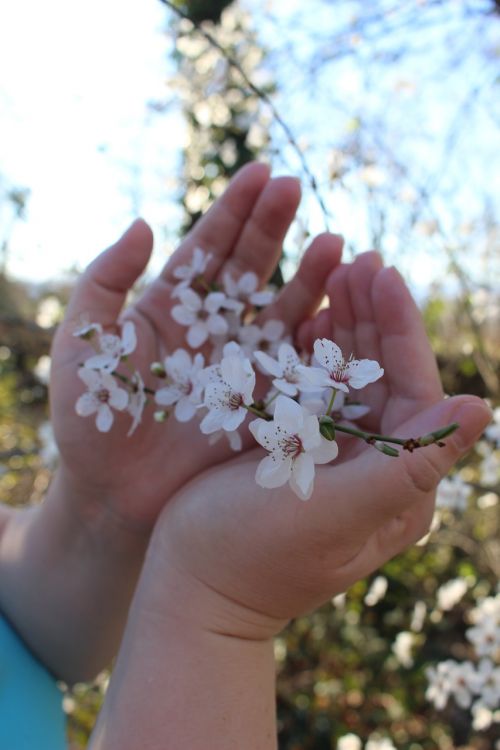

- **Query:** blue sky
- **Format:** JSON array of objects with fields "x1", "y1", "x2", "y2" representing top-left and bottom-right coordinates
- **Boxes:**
[{"x1": 0, "y1": 0, "x2": 498, "y2": 296}]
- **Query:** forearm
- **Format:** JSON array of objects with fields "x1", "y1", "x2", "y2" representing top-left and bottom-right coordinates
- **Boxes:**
[
  {"x1": 0, "y1": 465, "x2": 149, "y2": 683},
  {"x1": 89, "y1": 546, "x2": 278, "y2": 750}
]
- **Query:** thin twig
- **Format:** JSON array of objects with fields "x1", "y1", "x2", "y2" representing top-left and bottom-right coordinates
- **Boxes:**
[{"x1": 158, "y1": 0, "x2": 332, "y2": 230}]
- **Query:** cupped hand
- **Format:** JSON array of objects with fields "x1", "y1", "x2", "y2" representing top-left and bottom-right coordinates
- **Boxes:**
[
  {"x1": 146, "y1": 253, "x2": 491, "y2": 638},
  {"x1": 50, "y1": 163, "x2": 343, "y2": 531}
]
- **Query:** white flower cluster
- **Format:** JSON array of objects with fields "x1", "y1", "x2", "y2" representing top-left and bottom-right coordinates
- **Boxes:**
[
  {"x1": 337, "y1": 734, "x2": 398, "y2": 750},
  {"x1": 73, "y1": 247, "x2": 385, "y2": 500},
  {"x1": 426, "y1": 591, "x2": 500, "y2": 731}
]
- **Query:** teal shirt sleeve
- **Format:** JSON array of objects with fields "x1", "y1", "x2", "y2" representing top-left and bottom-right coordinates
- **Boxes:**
[{"x1": 0, "y1": 615, "x2": 67, "y2": 750}]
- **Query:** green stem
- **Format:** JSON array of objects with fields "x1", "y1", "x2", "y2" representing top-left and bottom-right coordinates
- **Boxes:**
[
  {"x1": 325, "y1": 387, "x2": 338, "y2": 416},
  {"x1": 333, "y1": 421, "x2": 460, "y2": 451}
]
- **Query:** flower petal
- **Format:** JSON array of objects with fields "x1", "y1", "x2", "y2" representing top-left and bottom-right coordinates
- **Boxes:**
[
  {"x1": 309, "y1": 436, "x2": 339, "y2": 464},
  {"x1": 290, "y1": 453, "x2": 315, "y2": 500},
  {"x1": 174, "y1": 398, "x2": 197, "y2": 422},
  {"x1": 274, "y1": 395, "x2": 304, "y2": 434},
  {"x1": 96, "y1": 405, "x2": 114, "y2": 432},
  {"x1": 76, "y1": 392, "x2": 97, "y2": 417},
  {"x1": 313, "y1": 338, "x2": 343, "y2": 372},
  {"x1": 187, "y1": 323, "x2": 208, "y2": 349},
  {"x1": 255, "y1": 455, "x2": 292, "y2": 489}
]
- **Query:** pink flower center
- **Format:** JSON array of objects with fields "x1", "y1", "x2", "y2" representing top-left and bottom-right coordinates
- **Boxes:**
[
  {"x1": 97, "y1": 388, "x2": 110, "y2": 403},
  {"x1": 280, "y1": 434, "x2": 303, "y2": 459},
  {"x1": 228, "y1": 392, "x2": 243, "y2": 410}
]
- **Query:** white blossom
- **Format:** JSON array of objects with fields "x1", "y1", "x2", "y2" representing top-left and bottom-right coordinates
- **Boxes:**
[
  {"x1": 466, "y1": 620, "x2": 500, "y2": 658},
  {"x1": 223, "y1": 269, "x2": 275, "y2": 307},
  {"x1": 127, "y1": 370, "x2": 147, "y2": 437},
  {"x1": 249, "y1": 395, "x2": 338, "y2": 501},
  {"x1": 172, "y1": 246, "x2": 212, "y2": 294},
  {"x1": 448, "y1": 661, "x2": 477, "y2": 709},
  {"x1": 485, "y1": 407, "x2": 500, "y2": 445},
  {"x1": 410, "y1": 601, "x2": 427, "y2": 632},
  {"x1": 479, "y1": 451, "x2": 500, "y2": 486},
  {"x1": 75, "y1": 368, "x2": 128, "y2": 432},
  {"x1": 437, "y1": 577, "x2": 468, "y2": 611},
  {"x1": 392, "y1": 631, "x2": 415, "y2": 668},
  {"x1": 435, "y1": 475, "x2": 471, "y2": 511},
  {"x1": 337, "y1": 734, "x2": 362, "y2": 750},
  {"x1": 200, "y1": 354, "x2": 255, "y2": 434},
  {"x1": 365, "y1": 738, "x2": 397, "y2": 750},
  {"x1": 255, "y1": 342, "x2": 311, "y2": 397},
  {"x1": 207, "y1": 427, "x2": 243, "y2": 452},
  {"x1": 72, "y1": 320, "x2": 103, "y2": 339},
  {"x1": 471, "y1": 700, "x2": 496, "y2": 731},
  {"x1": 300, "y1": 338, "x2": 384, "y2": 393},
  {"x1": 84, "y1": 321, "x2": 137, "y2": 372},
  {"x1": 426, "y1": 660, "x2": 457, "y2": 710},
  {"x1": 469, "y1": 659, "x2": 500, "y2": 708},
  {"x1": 155, "y1": 349, "x2": 205, "y2": 423},
  {"x1": 238, "y1": 319, "x2": 286, "y2": 362},
  {"x1": 300, "y1": 387, "x2": 370, "y2": 422},
  {"x1": 171, "y1": 289, "x2": 233, "y2": 349},
  {"x1": 364, "y1": 576, "x2": 388, "y2": 606}
]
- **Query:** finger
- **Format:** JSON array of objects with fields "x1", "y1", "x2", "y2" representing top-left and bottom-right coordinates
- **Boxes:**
[
  {"x1": 329, "y1": 495, "x2": 436, "y2": 593},
  {"x1": 372, "y1": 266, "x2": 443, "y2": 430},
  {"x1": 259, "y1": 233, "x2": 343, "y2": 335},
  {"x1": 313, "y1": 394, "x2": 491, "y2": 533},
  {"x1": 159, "y1": 162, "x2": 271, "y2": 286},
  {"x1": 218, "y1": 175, "x2": 301, "y2": 284},
  {"x1": 323, "y1": 263, "x2": 356, "y2": 356},
  {"x1": 64, "y1": 220, "x2": 154, "y2": 329},
  {"x1": 347, "y1": 251, "x2": 384, "y2": 361}
]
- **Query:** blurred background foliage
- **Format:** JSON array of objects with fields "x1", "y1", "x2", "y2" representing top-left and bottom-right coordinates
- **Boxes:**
[{"x1": 0, "y1": 1, "x2": 499, "y2": 748}]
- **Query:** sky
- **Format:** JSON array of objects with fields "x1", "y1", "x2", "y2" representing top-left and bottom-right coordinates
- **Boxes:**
[
  {"x1": 0, "y1": 0, "x2": 498, "y2": 295},
  {"x1": 0, "y1": 0, "x2": 179, "y2": 282}
]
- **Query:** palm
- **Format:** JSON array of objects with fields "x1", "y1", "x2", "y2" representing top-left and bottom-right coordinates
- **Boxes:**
[
  {"x1": 50, "y1": 164, "x2": 342, "y2": 529},
  {"x1": 155, "y1": 253, "x2": 471, "y2": 636}
]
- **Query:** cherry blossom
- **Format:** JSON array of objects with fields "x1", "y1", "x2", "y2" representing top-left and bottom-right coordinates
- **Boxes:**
[
  {"x1": 127, "y1": 370, "x2": 147, "y2": 437},
  {"x1": 171, "y1": 289, "x2": 237, "y2": 349},
  {"x1": 435, "y1": 474, "x2": 471, "y2": 511},
  {"x1": 426, "y1": 660, "x2": 459, "y2": 710},
  {"x1": 223, "y1": 269, "x2": 275, "y2": 307},
  {"x1": 84, "y1": 321, "x2": 137, "y2": 372},
  {"x1": 469, "y1": 659, "x2": 500, "y2": 708},
  {"x1": 75, "y1": 367, "x2": 129, "y2": 432},
  {"x1": 200, "y1": 354, "x2": 255, "y2": 434},
  {"x1": 254, "y1": 342, "x2": 311, "y2": 397},
  {"x1": 300, "y1": 388, "x2": 370, "y2": 422},
  {"x1": 238, "y1": 319, "x2": 286, "y2": 362},
  {"x1": 172, "y1": 246, "x2": 212, "y2": 295},
  {"x1": 300, "y1": 338, "x2": 383, "y2": 393},
  {"x1": 154, "y1": 349, "x2": 205, "y2": 423},
  {"x1": 249, "y1": 395, "x2": 338, "y2": 500},
  {"x1": 72, "y1": 321, "x2": 103, "y2": 339},
  {"x1": 466, "y1": 619, "x2": 500, "y2": 658},
  {"x1": 208, "y1": 428, "x2": 243, "y2": 452}
]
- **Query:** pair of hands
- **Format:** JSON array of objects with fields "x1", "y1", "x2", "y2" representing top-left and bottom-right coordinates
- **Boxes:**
[{"x1": 51, "y1": 162, "x2": 491, "y2": 642}]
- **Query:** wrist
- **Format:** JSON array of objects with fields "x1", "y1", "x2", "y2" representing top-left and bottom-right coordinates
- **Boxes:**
[
  {"x1": 51, "y1": 462, "x2": 151, "y2": 557},
  {"x1": 91, "y1": 548, "x2": 278, "y2": 750}
]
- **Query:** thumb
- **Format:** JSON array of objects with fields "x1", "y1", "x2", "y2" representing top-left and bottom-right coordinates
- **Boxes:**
[
  {"x1": 64, "y1": 219, "x2": 154, "y2": 328},
  {"x1": 358, "y1": 395, "x2": 492, "y2": 520}
]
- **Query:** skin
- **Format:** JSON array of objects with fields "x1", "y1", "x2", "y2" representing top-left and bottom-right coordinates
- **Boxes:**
[
  {"x1": 90, "y1": 251, "x2": 492, "y2": 749},
  {"x1": 0, "y1": 163, "x2": 343, "y2": 681}
]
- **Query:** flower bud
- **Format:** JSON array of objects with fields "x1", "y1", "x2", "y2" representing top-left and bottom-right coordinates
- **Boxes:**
[
  {"x1": 374, "y1": 441, "x2": 399, "y2": 457},
  {"x1": 151, "y1": 361, "x2": 167, "y2": 378},
  {"x1": 154, "y1": 409, "x2": 169, "y2": 423},
  {"x1": 319, "y1": 416, "x2": 336, "y2": 441}
]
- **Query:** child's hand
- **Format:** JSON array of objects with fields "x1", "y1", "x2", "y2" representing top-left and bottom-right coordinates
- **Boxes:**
[
  {"x1": 141, "y1": 253, "x2": 492, "y2": 638},
  {"x1": 50, "y1": 163, "x2": 343, "y2": 532}
]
